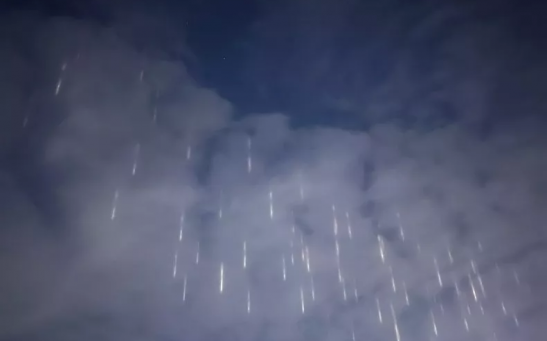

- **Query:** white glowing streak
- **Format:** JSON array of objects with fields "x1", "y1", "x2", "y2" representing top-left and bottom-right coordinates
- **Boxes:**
[
  {"x1": 469, "y1": 275, "x2": 478, "y2": 302},
  {"x1": 282, "y1": 256, "x2": 287, "y2": 281},
  {"x1": 390, "y1": 266, "x2": 397, "y2": 293},
  {"x1": 378, "y1": 236, "x2": 385, "y2": 263},
  {"x1": 390, "y1": 303, "x2": 401, "y2": 341},
  {"x1": 55, "y1": 78, "x2": 62, "y2": 95},
  {"x1": 501, "y1": 301, "x2": 507, "y2": 315},
  {"x1": 454, "y1": 280, "x2": 461, "y2": 297},
  {"x1": 434, "y1": 257, "x2": 443, "y2": 287},
  {"x1": 396, "y1": 211, "x2": 405, "y2": 241},
  {"x1": 376, "y1": 298, "x2": 383, "y2": 323},
  {"x1": 335, "y1": 240, "x2": 340, "y2": 259},
  {"x1": 172, "y1": 252, "x2": 178, "y2": 278},
  {"x1": 310, "y1": 276, "x2": 316, "y2": 301},
  {"x1": 220, "y1": 263, "x2": 224, "y2": 293},
  {"x1": 403, "y1": 281, "x2": 410, "y2": 305},
  {"x1": 300, "y1": 286, "x2": 305, "y2": 314},
  {"x1": 269, "y1": 190, "x2": 274, "y2": 219},
  {"x1": 247, "y1": 155, "x2": 252, "y2": 173},
  {"x1": 332, "y1": 208, "x2": 339, "y2": 236},
  {"x1": 243, "y1": 241, "x2": 247, "y2": 268},
  {"x1": 247, "y1": 289, "x2": 251, "y2": 313},
  {"x1": 342, "y1": 279, "x2": 347, "y2": 301},
  {"x1": 471, "y1": 260, "x2": 478, "y2": 274},
  {"x1": 305, "y1": 247, "x2": 311, "y2": 273},
  {"x1": 513, "y1": 268, "x2": 521, "y2": 286},
  {"x1": 301, "y1": 235, "x2": 305, "y2": 262},
  {"x1": 513, "y1": 314, "x2": 519, "y2": 327},
  {"x1": 477, "y1": 274, "x2": 486, "y2": 297},
  {"x1": 479, "y1": 303, "x2": 485, "y2": 315},
  {"x1": 337, "y1": 264, "x2": 343, "y2": 283},
  {"x1": 178, "y1": 214, "x2": 184, "y2": 241},
  {"x1": 247, "y1": 137, "x2": 252, "y2": 173},
  {"x1": 477, "y1": 241, "x2": 483, "y2": 252},
  {"x1": 111, "y1": 190, "x2": 119, "y2": 220},
  {"x1": 345, "y1": 212, "x2": 353, "y2": 239},
  {"x1": 447, "y1": 248, "x2": 454, "y2": 264},
  {"x1": 353, "y1": 281, "x2": 359, "y2": 302},
  {"x1": 182, "y1": 275, "x2": 187, "y2": 302},
  {"x1": 463, "y1": 317, "x2": 469, "y2": 331},
  {"x1": 61, "y1": 62, "x2": 67, "y2": 71},
  {"x1": 195, "y1": 242, "x2": 200, "y2": 264},
  {"x1": 431, "y1": 311, "x2": 438, "y2": 336},
  {"x1": 186, "y1": 146, "x2": 192, "y2": 160},
  {"x1": 351, "y1": 326, "x2": 356, "y2": 341},
  {"x1": 132, "y1": 144, "x2": 140, "y2": 175}
]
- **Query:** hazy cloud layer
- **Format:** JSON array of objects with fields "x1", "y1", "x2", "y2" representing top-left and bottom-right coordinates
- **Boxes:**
[{"x1": 0, "y1": 3, "x2": 546, "y2": 341}]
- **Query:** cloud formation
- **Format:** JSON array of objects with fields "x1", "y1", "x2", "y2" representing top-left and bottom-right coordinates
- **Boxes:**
[{"x1": 0, "y1": 3, "x2": 546, "y2": 341}]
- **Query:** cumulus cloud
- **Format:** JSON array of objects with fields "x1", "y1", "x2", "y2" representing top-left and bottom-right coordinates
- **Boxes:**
[{"x1": 1, "y1": 3, "x2": 546, "y2": 341}]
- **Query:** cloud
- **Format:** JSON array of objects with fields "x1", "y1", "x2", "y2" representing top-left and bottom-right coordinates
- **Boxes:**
[{"x1": 1, "y1": 3, "x2": 546, "y2": 341}]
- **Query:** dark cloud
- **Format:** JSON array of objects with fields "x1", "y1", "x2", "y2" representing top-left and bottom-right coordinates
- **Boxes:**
[{"x1": 0, "y1": 2, "x2": 546, "y2": 341}]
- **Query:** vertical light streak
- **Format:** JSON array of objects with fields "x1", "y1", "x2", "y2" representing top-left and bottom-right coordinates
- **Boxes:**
[
  {"x1": 434, "y1": 257, "x2": 443, "y2": 287},
  {"x1": 345, "y1": 212, "x2": 353, "y2": 240},
  {"x1": 172, "y1": 252, "x2": 178, "y2": 278},
  {"x1": 243, "y1": 241, "x2": 247, "y2": 269},
  {"x1": 55, "y1": 78, "x2": 63, "y2": 95},
  {"x1": 300, "y1": 286, "x2": 305, "y2": 314},
  {"x1": 195, "y1": 242, "x2": 200, "y2": 264},
  {"x1": 132, "y1": 143, "x2": 140, "y2": 175},
  {"x1": 447, "y1": 247, "x2": 454, "y2": 264},
  {"x1": 403, "y1": 281, "x2": 410, "y2": 305},
  {"x1": 390, "y1": 303, "x2": 401, "y2": 341},
  {"x1": 247, "y1": 136, "x2": 252, "y2": 173},
  {"x1": 310, "y1": 276, "x2": 316, "y2": 301},
  {"x1": 178, "y1": 213, "x2": 184, "y2": 241},
  {"x1": 282, "y1": 255, "x2": 287, "y2": 281},
  {"x1": 469, "y1": 274, "x2": 478, "y2": 302},
  {"x1": 431, "y1": 311, "x2": 438, "y2": 336},
  {"x1": 186, "y1": 145, "x2": 192, "y2": 160},
  {"x1": 390, "y1": 266, "x2": 397, "y2": 293},
  {"x1": 378, "y1": 236, "x2": 385, "y2": 263},
  {"x1": 396, "y1": 211, "x2": 405, "y2": 241},
  {"x1": 220, "y1": 262, "x2": 224, "y2": 293},
  {"x1": 477, "y1": 274, "x2": 486, "y2": 297},
  {"x1": 111, "y1": 190, "x2": 119, "y2": 220},
  {"x1": 376, "y1": 298, "x2": 383, "y2": 324},
  {"x1": 247, "y1": 289, "x2": 251, "y2": 313},
  {"x1": 305, "y1": 247, "x2": 311, "y2": 273},
  {"x1": 182, "y1": 274, "x2": 187, "y2": 302},
  {"x1": 332, "y1": 205, "x2": 338, "y2": 236},
  {"x1": 269, "y1": 190, "x2": 274, "y2": 219},
  {"x1": 342, "y1": 279, "x2": 347, "y2": 301}
]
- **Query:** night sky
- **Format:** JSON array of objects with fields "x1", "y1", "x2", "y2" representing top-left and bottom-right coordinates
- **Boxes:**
[{"x1": 1, "y1": 0, "x2": 547, "y2": 340}]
